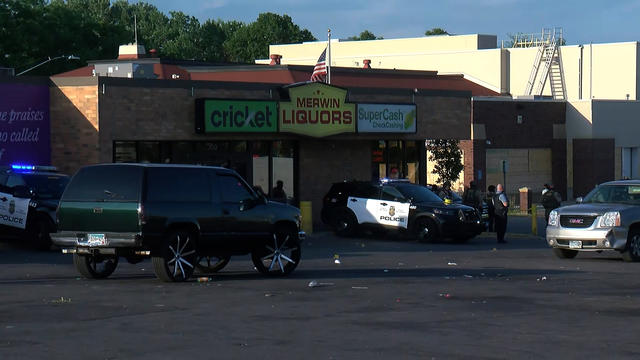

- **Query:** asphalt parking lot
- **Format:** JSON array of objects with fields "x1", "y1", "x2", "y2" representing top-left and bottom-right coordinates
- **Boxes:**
[{"x1": 1, "y1": 226, "x2": 640, "y2": 359}]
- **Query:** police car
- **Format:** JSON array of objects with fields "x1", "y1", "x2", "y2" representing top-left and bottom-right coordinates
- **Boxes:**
[
  {"x1": 321, "y1": 179, "x2": 485, "y2": 242},
  {"x1": 0, "y1": 165, "x2": 70, "y2": 250}
]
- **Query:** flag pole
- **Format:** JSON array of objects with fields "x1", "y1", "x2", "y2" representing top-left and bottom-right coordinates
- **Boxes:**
[{"x1": 327, "y1": 28, "x2": 331, "y2": 84}]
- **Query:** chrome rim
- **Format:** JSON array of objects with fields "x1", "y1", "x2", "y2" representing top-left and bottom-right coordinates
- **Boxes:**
[
  {"x1": 631, "y1": 235, "x2": 640, "y2": 257},
  {"x1": 167, "y1": 233, "x2": 195, "y2": 279},
  {"x1": 261, "y1": 233, "x2": 297, "y2": 273}
]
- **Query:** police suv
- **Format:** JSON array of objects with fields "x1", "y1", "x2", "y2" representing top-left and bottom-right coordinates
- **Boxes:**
[
  {"x1": 0, "y1": 165, "x2": 70, "y2": 250},
  {"x1": 321, "y1": 179, "x2": 485, "y2": 242}
]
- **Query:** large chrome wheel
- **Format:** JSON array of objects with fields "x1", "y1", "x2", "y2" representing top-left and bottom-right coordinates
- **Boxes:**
[
  {"x1": 196, "y1": 256, "x2": 231, "y2": 274},
  {"x1": 73, "y1": 253, "x2": 118, "y2": 279},
  {"x1": 252, "y1": 228, "x2": 301, "y2": 276},
  {"x1": 152, "y1": 230, "x2": 197, "y2": 282},
  {"x1": 622, "y1": 231, "x2": 640, "y2": 262}
]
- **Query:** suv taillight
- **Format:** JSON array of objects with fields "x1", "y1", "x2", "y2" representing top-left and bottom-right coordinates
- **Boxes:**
[{"x1": 138, "y1": 204, "x2": 146, "y2": 225}]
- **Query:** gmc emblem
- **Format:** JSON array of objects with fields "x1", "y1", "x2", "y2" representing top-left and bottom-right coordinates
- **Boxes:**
[{"x1": 569, "y1": 218, "x2": 584, "y2": 224}]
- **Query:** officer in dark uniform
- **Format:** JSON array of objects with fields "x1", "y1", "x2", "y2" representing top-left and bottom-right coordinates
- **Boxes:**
[{"x1": 493, "y1": 183, "x2": 509, "y2": 243}]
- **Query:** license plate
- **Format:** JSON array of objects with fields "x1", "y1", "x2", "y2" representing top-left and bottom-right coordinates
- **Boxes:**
[
  {"x1": 569, "y1": 240, "x2": 582, "y2": 249},
  {"x1": 87, "y1": 233, "x2": 107, "y2": 247}
]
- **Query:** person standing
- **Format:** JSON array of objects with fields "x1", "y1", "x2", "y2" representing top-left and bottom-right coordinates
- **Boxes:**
[
  {"x1": 486, "y1": 185, "x2": 496, "y2": 232},
  {"x1": 493, "y1": 183, "x2": 509, "y2": 243},
  {"x1": 271, "y1": 180, "x2": 287, "y2": 203},
  {"x1": 463, "y1": 180, "x2": 483, "y2": 214},
  {"x1": 541, "y1": 183, "x2": 562, "y2": 222}
]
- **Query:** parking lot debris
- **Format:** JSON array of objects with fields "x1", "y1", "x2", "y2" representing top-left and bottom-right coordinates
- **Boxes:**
[
  {"x1": 537, "y1": 276, "x2": 548, "y2": 282},
  {"x1": 197, "y1": 277, "x2": 211, "y2": 283},
  {"x1": 464, "y1": 275, "x2": 473, "y2": 278},
  {"x1": 439, "y1": 293, "x2": 452, "y2": 299},
  {"x1": 447, "y1": 262, "x2": 457, "y2": 266},
  {"x1": 50, "y1": 297, "x2": 72, "y2": 304},
  {"x1": 383, "y1": 269, "x2": 389, "y2": 273},
  {"x1": 308, "y1": 280, "x2": 335, "y2": 288},
  {"x1": 334, "y1": 254, "x2": 341, "y2": 264}
]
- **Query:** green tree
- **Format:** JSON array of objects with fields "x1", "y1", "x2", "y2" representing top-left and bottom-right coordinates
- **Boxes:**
[
  {"x1": 224, "y1": 12, "x2": 316, "y2": 63},
  {"x1": 346, "y1": 30, "x2": 382, "y2": 41},
  {"x1": 425, "y1": 27, "x2": 448, "y2": 36},
  {"x1": 426, "y1": 139, "x2": 463, "y2": 188}
]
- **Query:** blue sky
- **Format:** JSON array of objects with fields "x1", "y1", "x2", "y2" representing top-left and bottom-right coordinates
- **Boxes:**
[{"x1": 137, "y1": 0, "x2": 640, "y2": 45}]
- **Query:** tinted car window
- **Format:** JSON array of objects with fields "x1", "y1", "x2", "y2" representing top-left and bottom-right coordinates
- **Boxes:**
[
  {"x1": 217, "y1": 174, "x2": 254, "y2": 203},
  {"x1": 393, "y1": 184, "x2": 443, "y2": 203},
  {"x1": 353, "y1": 183, "x2": 380, "y2": 198},
  {"x1": 22, "y1": 174, "x2": 70, "y2": 199},
  {"x1": 63, "y1": 165, "x2": 142, "y2": 202},
  {"x1": 6, "y1": 174, "x2": 25, "y2": 187},
  {"x1": 380, "y1": 185, "x2": 407, "y2": 202},
  {"x1": 146, "y1": 167, "x2": 211, "y2": 202},
  {"x1": 583, "y1": 184, "x2": 640, "y2": 204}
]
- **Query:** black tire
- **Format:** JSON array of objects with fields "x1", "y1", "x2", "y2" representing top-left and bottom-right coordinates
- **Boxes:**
[
  {"x1": 73, "y1": 253, "x2": 118, "y2": 279},
  {"x1": 152, "y1": 230, "x2": 197, "y2": 282},
  {"x1": 414, "y1": 217, "x2": 438, "y2": 243},
  {"x1": 334, "y1": 209, "x2": 358, "y2": 237},
  {"x1": 622, "y1": 230, "x2": 640, "y2": 262},
  {"x1": 195, "y1": 256, "x2": 231, "y2": 274},
  {"x1": 28, "y1": 217, "x2": 53, "y2": 251},
  {"x1": 252, "y1": 227, "x2": 301, "y2": 276},
  {"x1": 553, "y1": 248, "x2": 579, "y2": 259}
]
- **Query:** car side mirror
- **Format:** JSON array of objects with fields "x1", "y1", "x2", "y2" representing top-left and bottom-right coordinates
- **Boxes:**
[
  {"x1": 240, "y1": 198, "x2": 257, "y2": 211},
  {"x1": 12, "y1": 185, "x2": 32, "y2": 199},
  {"x1": 576, "y1": 197, "x2": 583, "y2": 203}
]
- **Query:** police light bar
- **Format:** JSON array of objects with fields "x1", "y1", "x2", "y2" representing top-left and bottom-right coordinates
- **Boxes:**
[{"x1": 11, "y1": 164, "x2": 58, "y2": 172}]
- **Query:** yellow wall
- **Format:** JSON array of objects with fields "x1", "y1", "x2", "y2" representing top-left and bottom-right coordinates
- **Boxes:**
[
  {"x1": 262, "y1": 35, "x2": 639, "y2": 101},
  {"x1": 566, "y1": 100, "x2": 593, "y2": 139}
]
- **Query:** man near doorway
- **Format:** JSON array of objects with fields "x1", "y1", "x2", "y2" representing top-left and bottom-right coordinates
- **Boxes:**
[{"x1": 494, "y1": 183, "x2": 509, "y2": 244}]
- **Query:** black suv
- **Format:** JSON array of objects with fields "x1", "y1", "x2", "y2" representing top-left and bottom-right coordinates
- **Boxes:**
[
  {"x1": 52, "y1": 164, "x2": 304, "y2": 282},
  {"x1": 0, "y1": 165, "x2": 70, "y2": 250},
  {"x1": 321, "y1": 180, "x2": 485, "y2": 242}
]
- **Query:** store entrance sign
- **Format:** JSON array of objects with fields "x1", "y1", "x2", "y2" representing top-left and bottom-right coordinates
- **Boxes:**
[
  {"x1": 357, "y1": 103, "x2": 417, "y2": 133},
  {"x1": 196, "y1": 99, "x2": 277, "y2": 133},
  {"x1": 279, "y1": 83, "x2": 355, "y2": 137}
]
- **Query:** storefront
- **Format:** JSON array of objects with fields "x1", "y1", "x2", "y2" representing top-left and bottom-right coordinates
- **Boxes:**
[{"x1": 48, "y1": 72, "x2": 473, "y2": 227}]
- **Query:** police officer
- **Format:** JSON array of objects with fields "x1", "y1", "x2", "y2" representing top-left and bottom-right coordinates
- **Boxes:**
[{"x1": 493, "y1": 184, "x2": 509, "y2": 243}]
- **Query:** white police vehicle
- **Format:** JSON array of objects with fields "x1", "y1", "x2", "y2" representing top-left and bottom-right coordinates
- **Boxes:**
[
  {"x1": 0, "y1": 165, "x2": 70, "y2": 250},
  {"x1": 321, "y1": 179, "x2": 485, "y2": 242}
]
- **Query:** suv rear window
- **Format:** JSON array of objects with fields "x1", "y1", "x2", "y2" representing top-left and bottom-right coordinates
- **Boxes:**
[
  {"x1": 62, "y1": 165, "x2": 142, "y2": 202},
  {"x1": 146, "y1": 167, "x2": 211, "y2": 202}
]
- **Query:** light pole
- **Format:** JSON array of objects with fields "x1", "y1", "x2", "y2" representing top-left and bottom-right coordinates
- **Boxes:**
[{"x1": 16, "y1": 55, "x2": 80, "y2": 76}]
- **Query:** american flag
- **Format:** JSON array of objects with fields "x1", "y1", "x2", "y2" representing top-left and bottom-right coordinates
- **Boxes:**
[{"x1": 310, "y1": 47, "x2": 327, "y2": 82}]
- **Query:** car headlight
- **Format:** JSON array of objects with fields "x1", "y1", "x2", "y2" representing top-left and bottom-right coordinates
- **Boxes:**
[
  {"x1": 548, "y1": 210, "x2": 559, "y2": 226},
  {"x1": 599, "y1": 212, "x2": 620, "y2": 227}
]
